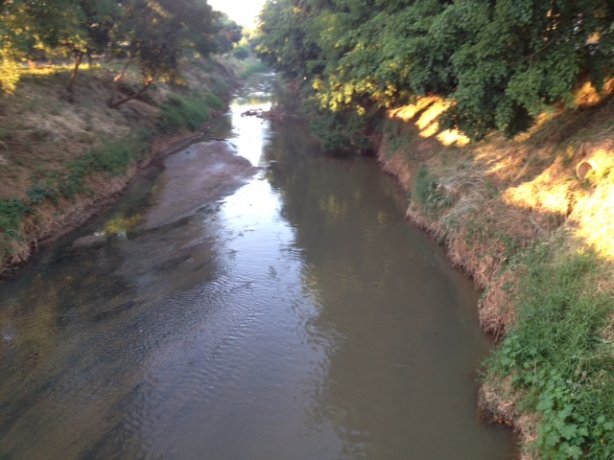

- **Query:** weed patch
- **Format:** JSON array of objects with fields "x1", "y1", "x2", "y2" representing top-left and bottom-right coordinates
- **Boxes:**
[
  {"x1": 414, "y1": 166, "x2": 453, "y2": 213},
  {"x1": 160, "y1": 93, "x2": 214, "y2": 132},
  {"x1": 239, "y1": 60, "x2": 270, "y2": 79},
  {"x1": 487, "y1": 246, "x2": 614, "y2": 459},
  {"x1": 0, "y1": 199, "x2": 29, "y2": 236}
]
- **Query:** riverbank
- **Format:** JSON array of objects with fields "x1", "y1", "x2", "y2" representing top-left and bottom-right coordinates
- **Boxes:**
[
  {"x1": 376, "y1": 91, "x2": 614, "y2": 458},
  {"x1": 0, "y1": 57, "x2": 249, "y2": 277}
]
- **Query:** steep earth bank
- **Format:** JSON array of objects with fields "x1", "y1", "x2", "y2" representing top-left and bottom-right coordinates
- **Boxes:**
[
  {"x1": 376, "y1": 90, "x2": 614, "y2": 458},
  {"x1": 0, "y1": 57, "x2": 247, "y2": 277}
]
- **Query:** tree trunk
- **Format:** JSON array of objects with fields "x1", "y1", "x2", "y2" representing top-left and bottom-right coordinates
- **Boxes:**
[
  {"x1": 107, "y1": 54, "x2": 134, "y2": 107},
  {"x1": 66, "y1": 52, "x2": 83, "y2": 93},
  {"x1": 109, "y1": 78, "x2": 154, "y2": 109}
]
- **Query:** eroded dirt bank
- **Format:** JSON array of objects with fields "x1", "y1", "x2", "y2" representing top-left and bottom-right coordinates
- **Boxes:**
[
  {"x1": 0, "y1": 58, "x2": 244, "y2": 278},
  {"x1": 376, "y1": 94, "x2": 614, "y2": 458}
]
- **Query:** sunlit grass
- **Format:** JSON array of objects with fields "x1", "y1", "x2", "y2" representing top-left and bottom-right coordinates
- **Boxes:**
[
  {"x1": 575, "y1": 78, "x2": 614, "y2": 108},
  {"x1": 503, "y1": 167, "x2": 572, "y2": 215},
  {"x1": 19, "y1": 62, "x2": 100, "y2": 77},
  {"x1": 388, "y1": 96, "x2": 469, "y2": 147}
]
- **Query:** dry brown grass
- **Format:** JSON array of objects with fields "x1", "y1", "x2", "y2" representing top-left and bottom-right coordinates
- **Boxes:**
[
  {"x1": 0, "y1": 57, "x2": 237, "y2": 275},
  {"x1": 0, "y1": 69, "x2": 138, "y2": 199},
  {"x1": 379, "y1": 87, "x2": 614, "y2": 457},
  {"x1": 0, "y1": 57, "x2": 230, "y2": 201},
  {"x1": 382, "y1": 91, "x2": 614, "y2": 312}
]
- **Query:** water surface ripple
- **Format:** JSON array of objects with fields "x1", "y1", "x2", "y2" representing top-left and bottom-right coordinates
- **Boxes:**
[{"x1": 0, "y1": 75, "x2": 514, "y2": 459}]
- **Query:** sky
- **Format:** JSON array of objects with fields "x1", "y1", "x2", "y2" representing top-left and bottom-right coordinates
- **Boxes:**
[{"x1": 208, "y1": 0, "x2": 267, "y2": 29}]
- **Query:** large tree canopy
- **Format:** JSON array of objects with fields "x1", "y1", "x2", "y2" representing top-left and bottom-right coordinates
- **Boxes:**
[
  {"x1": 257, "y1": 0, "x2": 614, "y2": 139},
  {"x1": 0, "y1": 0, "x2": 242, "y2": 96}
]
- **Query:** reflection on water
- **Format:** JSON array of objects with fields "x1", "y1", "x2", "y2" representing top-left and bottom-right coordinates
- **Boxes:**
[{"x1": 0, "y1": 74, "x2": 515, "y2": 459}]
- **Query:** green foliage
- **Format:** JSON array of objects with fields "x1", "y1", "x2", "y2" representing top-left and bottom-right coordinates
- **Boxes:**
[
  {"x1": 28, "y1": 135, "x2": 145, "y2": 200},
  {"x1": 59, "y1": 137, "x2": 144, "y2": 197},
  {"x1": 0, "y1": 199, "x2": 29, "y2": 237},
  {"x1": 0, "y1": 0, "x2": 233, "y2": 94},
  {"x1": 308, "y1": 106, "x2": 371, "y2": 153},
  {"x1": 239, "y1": 60, "x2": 270, "y2": 79},
  {"x1": 212, "y1": 12, "x2": 242, "y2": 54},
  {"x1": 414, "y1": 166, "x2": 453, "y2": 212},
  {"x1": 488, "y1": 247, "x2": 614, "y2": 459},
  {"x1": 204, "y1": 93, "x2": 224, "y2": 112},
  {"x1": 159, "y1": 93, "x2": 214, "y2": 132},
  {"x1": 90, "y1": 138, "x2": 145, "y2": 175},
  {"x1": 233, "y1": 45, "x2": 250, "y2": 60},
  {"x1": 258, "y1": 0, "x2": 614, "y2": 140},
  {"x1": 27, "y1": 184, "x2": 56, "y2": 204}
]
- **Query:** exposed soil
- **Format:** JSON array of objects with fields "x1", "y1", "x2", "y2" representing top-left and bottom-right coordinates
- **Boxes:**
[
  {"x1": 376, "y1": 93, "x2": 614, "y2": 458},
  {"x1": 0, "y1": 130, "x2": 211, "y2": 277},
  {"x1": 0, "y1": 57, "x2": 241, "y2": 278},
  {"x1": 144, "y1": 141, "x2": 258, "y2": 230}
]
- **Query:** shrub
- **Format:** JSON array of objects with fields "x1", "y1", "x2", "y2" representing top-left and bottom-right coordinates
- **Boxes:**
[
  {"x1": 0, "y1": 199, "x2": 29, "y2": 236},
  {"x1": 233, "y1": 45, "x2": 250, "y2": 60},
  {"x1": 159, "y1": 93, "x2": 212, "y2": 132},
  {"x1": 414, "y1": 166, "x2": 453, "y2": 212},
  {"x1": 487, "y1": 247, "x2": 614, "y2": 459}
]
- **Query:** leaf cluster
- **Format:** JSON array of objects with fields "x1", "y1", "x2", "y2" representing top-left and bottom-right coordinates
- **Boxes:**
[
  {"x1": 257, "y1": 0, "x2": 614, "y2": 139},
  {"x1": 488, "y1": 248, "x2": 614, "y2": 459},
  {"x1": 0, "y1": 0, "x2": 242, "y2": 93}
]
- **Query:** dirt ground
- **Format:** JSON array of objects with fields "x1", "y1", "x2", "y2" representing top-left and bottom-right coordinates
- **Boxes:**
[{"x1": 144, "y1": 141, "x2": 258, "y2": 230}]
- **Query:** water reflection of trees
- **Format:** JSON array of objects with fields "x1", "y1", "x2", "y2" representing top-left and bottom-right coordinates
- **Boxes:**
[{"x1": 262, "y1": 120, "x2": 512, "y2": 458}]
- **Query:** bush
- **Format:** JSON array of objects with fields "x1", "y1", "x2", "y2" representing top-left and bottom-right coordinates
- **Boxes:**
[
  {"x1": 487, "y1": 247, "x2": 614, "y2": 459},
  {"x1": 308, "y1": 106, "x2": 372, "y2": 154},
  {"x1": 0, "y1": 199, "x2": 29, "y2": 236},
  {"x1": 159, "y1": 93, "x2": 213, "y2": 132},
  {"x1": 233, "y1": 45, "x2": 250, "y2": 60},
  {"x1": 414, "y1": 166, "x2": 453, "y2": 212}
]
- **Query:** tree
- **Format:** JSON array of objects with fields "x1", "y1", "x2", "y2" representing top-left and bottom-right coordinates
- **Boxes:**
[
  {"x1": 212, "y1": 12, "x2": 242, "y2": 55},
  {"x1": 258, "y1": 0, "x2": 614, "y2": 140},
  {"x1": 108, "y1": 0, "x2": 217, "y2": 108}
]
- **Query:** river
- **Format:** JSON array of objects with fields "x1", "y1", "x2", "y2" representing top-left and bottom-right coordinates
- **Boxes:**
[{"x1": 0, "y1": 74, "x2": 515, "y2": 459}]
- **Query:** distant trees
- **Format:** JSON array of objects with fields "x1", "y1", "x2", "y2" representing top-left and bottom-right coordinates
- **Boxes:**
[
  {"x1": 0, "y1": 0, "x2": 242, "y2": 100},
  {"x1": 257, "y1": 0, "x2": 614, "y2": 139}
]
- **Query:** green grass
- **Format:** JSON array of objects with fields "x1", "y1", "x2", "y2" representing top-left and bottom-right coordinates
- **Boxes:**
[
  {"x1": 58, "y1": 135, "x2": 147, "y2": 198},
  {"x1": 0, "y1": 199, "x2": 29, "y2": 237},
  {"x1": 1, "y1": 134, "x2": 147, "y2": 259},
  {"x1": 486, "y1": 245, "x2": 614, "y2": 459},
  {"x1": 414, "y1": 166, "x2": 453, "y2": 213},
  {"x1": 23, "y1": 134, "x2": 148, "y2": 208},
  {"x1": 239, "y1": 59, "x2": 270, "y2": 79},
  {"x1": 159, "y1": 93, "x2": 214, "y2": 132}
]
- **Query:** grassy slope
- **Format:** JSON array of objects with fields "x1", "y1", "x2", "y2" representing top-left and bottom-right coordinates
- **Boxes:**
[
  {"x1": 378, "y1": 90, "x2": 614, "y2": 459},
  {"x1": 0, "y1": 57, "x2": 239, "y2": 275}
]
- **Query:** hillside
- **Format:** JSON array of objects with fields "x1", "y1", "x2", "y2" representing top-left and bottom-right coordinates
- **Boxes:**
[
  {"x1": 377, "y1": 86, "x2": 614, "y2": 459},
  {"x1": 0, "y1": 57, "x2": 242, "y2": 275}
]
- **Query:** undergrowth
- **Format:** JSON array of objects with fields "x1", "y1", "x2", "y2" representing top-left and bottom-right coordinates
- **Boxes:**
[
  {"x1": 487, "y1": 244, "x2": 614, "y2": 459},
  {"x1": 0, "y1": 133, "x2": 147, "y2": 255},
  {"x1": 159, "y1": 93, "x2": 216, "y2": 132},
  {"x1": 0, "y1": 199, "x2": 29, "y2": 237},
  {"x1": 57, "y1": 135, "x2": 148, "y2": 198},
  {"x1": 414, "y1": 166, "x2": 453, "y2": 213},
  {"x1": 240, "y1": 59, "x2": 270, "y2": 79}
]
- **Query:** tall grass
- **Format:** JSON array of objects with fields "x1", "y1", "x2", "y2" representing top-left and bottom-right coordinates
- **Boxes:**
[
  {"x1": 159, "y1": 93, "x2": 215, "y2": 132},
  {"x1": 239, "y1": 59, "x2": 270, "y2": 79},
  {"x1": 486, "y1": 244, "x2": 614, "y2": 459},
  {"x1": 0, "y1": 199, "x2": 29, "y2": 237},
  {"x1": 414, "y1": 166, "x2": 453, "y2": 213}
]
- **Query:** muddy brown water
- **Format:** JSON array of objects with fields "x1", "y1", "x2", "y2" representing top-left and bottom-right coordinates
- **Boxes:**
[{"x1": 0, "y1": 75, "x2": 515, "y2": 459}]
